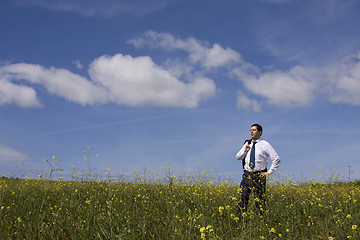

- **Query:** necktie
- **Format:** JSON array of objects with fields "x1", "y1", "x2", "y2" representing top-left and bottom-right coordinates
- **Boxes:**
[{"x1": 250, "y1": 141, "x2": 256, "y2": 170}]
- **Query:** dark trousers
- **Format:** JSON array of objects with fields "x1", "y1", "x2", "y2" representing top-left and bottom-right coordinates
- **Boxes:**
[{"x1": 237, "y1": 171, "x2": 266, "y2": 215}]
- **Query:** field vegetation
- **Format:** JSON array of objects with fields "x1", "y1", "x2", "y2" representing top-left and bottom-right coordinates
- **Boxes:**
[{"x1": 0, "y1": 156, "x2": 359, "y2": 239}]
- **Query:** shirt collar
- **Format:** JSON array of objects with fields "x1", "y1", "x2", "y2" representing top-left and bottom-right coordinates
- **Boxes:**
[{"x1": 252, "y1": 138, "x2": 261, "y2": 144}]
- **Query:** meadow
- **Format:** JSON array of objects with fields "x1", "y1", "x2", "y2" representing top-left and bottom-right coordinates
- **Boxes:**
[{"x1": 0, "y1": 159, "x2": 359, "y2": 239}]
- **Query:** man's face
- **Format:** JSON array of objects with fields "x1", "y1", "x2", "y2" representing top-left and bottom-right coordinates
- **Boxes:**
[{"x1": 250, "y1": 126, "x2": 261, "y2": 140}]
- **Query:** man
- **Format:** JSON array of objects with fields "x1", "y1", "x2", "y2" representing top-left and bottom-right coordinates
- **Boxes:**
[{"x1": 235, "y1": 124, "x2": 280, "y2": 216}]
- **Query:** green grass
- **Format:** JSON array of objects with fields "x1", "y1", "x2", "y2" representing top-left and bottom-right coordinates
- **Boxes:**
[{"x1": 0, "y1": 175, "x2": 359, "y2": 240}]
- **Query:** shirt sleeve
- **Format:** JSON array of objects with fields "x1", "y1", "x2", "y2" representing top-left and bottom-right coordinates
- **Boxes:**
[
  {"x1": 266, "y1": 143, "x2": 280, "y2": 175},
  {"x1": 236, "y1": 142, "x2": 248, "y2": 160}
]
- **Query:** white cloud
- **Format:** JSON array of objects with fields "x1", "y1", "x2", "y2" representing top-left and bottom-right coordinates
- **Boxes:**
[
  {"x1": 237, "y1": 91, "x2": 262, "y2": 112},
  {"x1": 243, "y1": 68, "x2": 315, "y2": 108},
  {"x1": 1, "y1": 64, "x2": 108, "y2": 106},
  {"x1": 129, "y1": 31, "x2": 242, "y2": 69},
  {"x1": 233, "y1": 52, "x2": 360, "y2": 109},
  {"x1": 72, "y1": 60, "x2": 84, "y2": 70},
  {"x1": 89, "y1": 54, "x2": 216, "y2": 108},
  {"x1": 324, "y1": 54, "x2": 360, "y2": 105},
  {"x1": 202, "y1": 43, "x2": 242, "y2": 69},
  {"x1": 0, "y1": 53, "x2": 216, "y2": 108},
  {"x1": 0, "y1": 79, "x2": 43, "y2": 108},
  {"x1": 0, "y1": 143, "x2": 28, "y2": 163},
  {"x1": 232, "y1": 67, "x2": 311, "y2": 109},
  {"x1": 331, "y1": 77, "x2": 360, "y2": 105}
]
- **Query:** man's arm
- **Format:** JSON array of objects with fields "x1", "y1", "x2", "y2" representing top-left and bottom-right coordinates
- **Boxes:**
[
  {"x1": 265, "y1": 142, "x2": 280, "y2": 175},
  {"x1": 236, "y1": 142, "x2": 250, "y2": 160}
]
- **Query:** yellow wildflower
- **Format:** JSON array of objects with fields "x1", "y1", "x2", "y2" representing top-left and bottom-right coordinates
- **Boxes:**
[{"x1": 218, "y1": 206, "x2": 224, "y2": 215}]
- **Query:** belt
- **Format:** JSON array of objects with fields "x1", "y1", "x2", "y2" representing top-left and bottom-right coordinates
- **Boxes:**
[{"x1": 244, "y1": 169, "x2": 267, "y2": 174}]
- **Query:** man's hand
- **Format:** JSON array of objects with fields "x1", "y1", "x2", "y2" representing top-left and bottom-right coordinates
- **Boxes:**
[
  {"x1": 260, "y1": 172, "x2": 270, "y2": 178},
  {"x1": 245, "y1": 143, "x2": 251, "y2": 152}
]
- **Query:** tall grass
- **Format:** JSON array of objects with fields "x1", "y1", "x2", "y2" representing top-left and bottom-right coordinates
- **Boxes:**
[{"x1": 0, "y1": 170, "x2": 359, "y2": 239}]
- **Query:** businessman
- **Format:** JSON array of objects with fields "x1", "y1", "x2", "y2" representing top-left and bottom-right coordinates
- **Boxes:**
[{"x1": 236, "y1": 124, "x2": 280, "y2": 216}]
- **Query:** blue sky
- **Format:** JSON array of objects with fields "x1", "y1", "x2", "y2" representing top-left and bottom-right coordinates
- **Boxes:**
[{"x1": 1, "y1": 0, "x2": 360, "y2": 182}]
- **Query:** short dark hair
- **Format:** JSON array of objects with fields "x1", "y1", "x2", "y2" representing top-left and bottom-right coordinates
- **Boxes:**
[{"x1": 251, "y1": 123, "x2": 263, "y2": 136}]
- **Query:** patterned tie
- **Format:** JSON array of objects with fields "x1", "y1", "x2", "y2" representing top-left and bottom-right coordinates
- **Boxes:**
[{"x1": 250, "y1": 141, "x2": 257, "y2": 170}]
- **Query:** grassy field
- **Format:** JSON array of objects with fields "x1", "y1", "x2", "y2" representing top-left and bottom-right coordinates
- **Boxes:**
[{"x1": 0, "y1": 170, "x2": 359, "y2": 240}]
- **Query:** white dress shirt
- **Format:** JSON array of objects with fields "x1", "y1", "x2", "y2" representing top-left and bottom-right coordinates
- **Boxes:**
[{"x1": 236, "y1": 138, "x2": 280, "y2": 175}]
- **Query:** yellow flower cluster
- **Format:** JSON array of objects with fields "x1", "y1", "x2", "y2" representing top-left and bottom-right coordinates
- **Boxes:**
[{"x1": 199, "y1": 225, "x2": 214, "y2": 240}]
